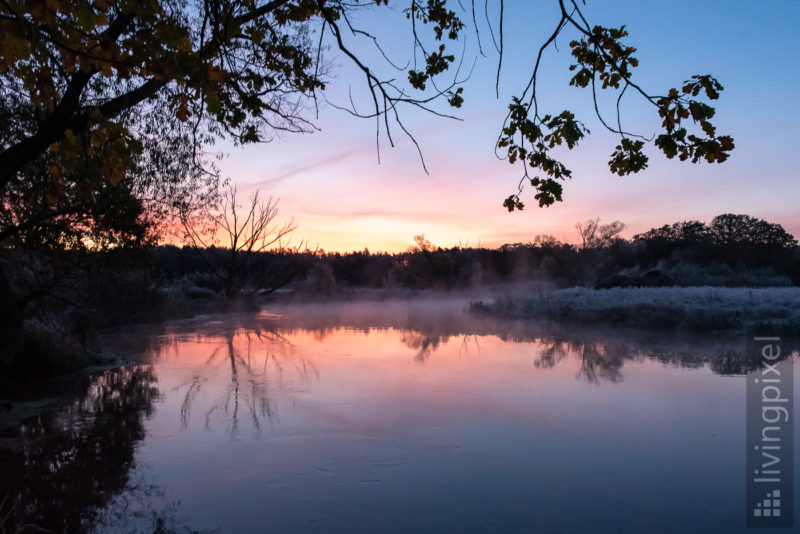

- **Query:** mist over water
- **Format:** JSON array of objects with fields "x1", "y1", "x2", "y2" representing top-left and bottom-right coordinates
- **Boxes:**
[{"x1": 2, "y1": 299, "x2": 798, "y2": 533}]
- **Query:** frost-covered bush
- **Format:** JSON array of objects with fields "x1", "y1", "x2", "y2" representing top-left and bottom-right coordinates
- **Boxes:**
[{"x1": 472, "y1": 287, "x2": 800, "y2": 331}]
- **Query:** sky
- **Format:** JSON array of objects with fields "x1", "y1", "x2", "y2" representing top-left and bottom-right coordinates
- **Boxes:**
[{"x1": 217, "y1": 0, "x2": 800, "y2": 252}]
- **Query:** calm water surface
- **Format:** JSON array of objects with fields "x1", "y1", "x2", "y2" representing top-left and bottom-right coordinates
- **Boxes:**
[{"x1": 1, "y1": 300, "x2": 798, "y2": 533}]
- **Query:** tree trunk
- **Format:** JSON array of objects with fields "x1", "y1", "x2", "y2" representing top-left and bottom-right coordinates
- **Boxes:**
[{"x1": 0, "y1": 261, "x2": 23, "y2": 368}]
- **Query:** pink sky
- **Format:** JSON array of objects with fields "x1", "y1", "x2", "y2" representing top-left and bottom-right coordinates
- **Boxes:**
[{"x1": 216, "y1": 1, "x2": 799, "y2": 253}]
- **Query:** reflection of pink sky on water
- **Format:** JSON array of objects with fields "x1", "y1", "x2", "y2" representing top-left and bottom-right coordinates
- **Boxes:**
[{"x1": 149, "y1": 326, "x2": 738, "y2": 439}]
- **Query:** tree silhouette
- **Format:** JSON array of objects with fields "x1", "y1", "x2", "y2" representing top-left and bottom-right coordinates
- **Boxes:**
[
  {"x1": 575, "y1": 218, "x2": 626, "y2": 249},
  {"x1": 181, "y1": 184, "x2": 296, "y2": 298},
  {"x1": 710, "y1": 214, "x2": 797, "y2": 248}
]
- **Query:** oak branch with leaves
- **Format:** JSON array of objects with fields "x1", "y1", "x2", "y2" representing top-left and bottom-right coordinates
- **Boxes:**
[{"x1": 0, "y1": 0, "x2": 733, "y2": 217}]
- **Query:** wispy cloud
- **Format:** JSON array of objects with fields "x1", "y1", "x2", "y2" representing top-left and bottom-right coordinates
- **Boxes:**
[{"x1": 244, "y1": 148, "x2": 364, "y2": 189}]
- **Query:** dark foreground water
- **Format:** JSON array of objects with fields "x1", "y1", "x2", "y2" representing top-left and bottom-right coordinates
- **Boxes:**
[{"x1": 1, "y1": 300, "x2": 798, "y2": 533}]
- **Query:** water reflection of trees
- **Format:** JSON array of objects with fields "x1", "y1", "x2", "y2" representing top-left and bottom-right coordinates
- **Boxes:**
[
  {"x1": 160, "y1": 305, "x2": 797, "y2": 394},
  {"x1": 0, "y1": 365, "x2": 159, "y2": 533},
  {"x1": 399, "y1": 331, "x2": 483, "y2": 362},
  {"x1": 536, "y1": 332, "x2": 796, "y2": 383},
  {"x1": 399, "y1": 331, "x2": 445, "y2": 362},
  {"x1": 532, "y1": 339, "x2": 625, "y2": 383},
  {"x1": 396, "y1": 324, "x2": 795, "y2": 384},
  {"x1": 264, "y1": 303, "x2": 798, "y2": 383},
  {"x1": 174, "y1": 315, "x2": 318, "y2": 437},
  {"x1": 528, "y1": 332, "x2": 795, "y2": 384}
]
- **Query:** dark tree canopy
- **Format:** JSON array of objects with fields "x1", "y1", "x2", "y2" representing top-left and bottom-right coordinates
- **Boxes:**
[
  {"x1": 0, "y1": 98, "x2": 218, "y2": 249},
  {"x1": 709, "y1": 214, "x2": 797, "y2": 249},
  {"x1": 0, "y1": 0, "x2": 735, "y2": 238},
  {"x1": 634, "y1": 215, "x2": 797, "y2": 250},
  {"x1": 633, "y1": 220, "x2": 713, "y2": 247}
]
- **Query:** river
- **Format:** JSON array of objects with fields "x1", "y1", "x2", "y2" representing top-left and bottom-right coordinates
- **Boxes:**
[{"x1": 1, "y1": 299, "x2": 797, "y2": 533}]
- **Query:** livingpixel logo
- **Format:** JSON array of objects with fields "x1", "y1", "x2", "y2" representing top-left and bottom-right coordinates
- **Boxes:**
[
  {"x1": 746, "y1": 334, "x2": 794, "y2": 528},
  {"x1": 753, "y1": 489, "x2": 781, "y2": 519}
]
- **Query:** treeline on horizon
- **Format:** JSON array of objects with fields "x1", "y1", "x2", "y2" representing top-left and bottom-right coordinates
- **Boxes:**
[{"x1": 154, "y1": 213, "x2": 800, "y2": 294}]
